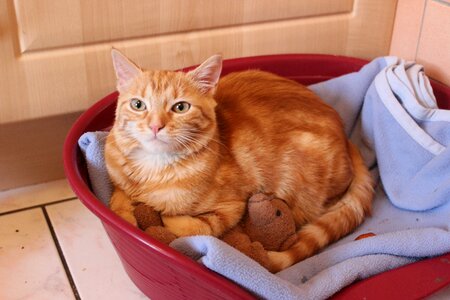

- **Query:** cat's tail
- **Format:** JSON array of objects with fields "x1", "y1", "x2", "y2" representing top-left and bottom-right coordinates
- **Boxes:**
[{"x1": 267, "y1": 142, "x2": 374, "y2": 272}]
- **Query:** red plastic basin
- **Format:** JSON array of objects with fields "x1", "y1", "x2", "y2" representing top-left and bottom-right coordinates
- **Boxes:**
[{"x1": 63, "y1": 54, "x2": 450, "y2": 299}]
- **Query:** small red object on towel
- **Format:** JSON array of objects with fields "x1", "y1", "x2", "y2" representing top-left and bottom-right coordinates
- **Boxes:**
[{"x1": 355, "y1": 232, "x2": 376, "y2": 240}]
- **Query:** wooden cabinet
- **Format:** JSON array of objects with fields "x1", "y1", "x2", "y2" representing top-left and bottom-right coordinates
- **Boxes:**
[{"x1": 1, "y1": 0, "x2": 397, "y2": 124}]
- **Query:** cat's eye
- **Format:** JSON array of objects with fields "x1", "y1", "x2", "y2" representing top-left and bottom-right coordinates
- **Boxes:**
[
  {"x1": 171, "y1": 101, "x2": 191, "y2": 114},
  {"x1": 130, "y1": 98, "x2": 146, "y2": 111}
]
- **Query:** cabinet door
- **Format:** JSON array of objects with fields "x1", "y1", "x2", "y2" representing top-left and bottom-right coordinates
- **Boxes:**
[
  {"x1": 390, "y1": 0, "x2": 450, "y2": 86},
  {"x1": 0, "y1": 0, "x2": 397, "y2": 124}
]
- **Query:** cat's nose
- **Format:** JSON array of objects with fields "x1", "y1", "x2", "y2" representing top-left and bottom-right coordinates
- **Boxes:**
[{"x1": 150, "y1": 124, "x2": 165, "y2": 135}]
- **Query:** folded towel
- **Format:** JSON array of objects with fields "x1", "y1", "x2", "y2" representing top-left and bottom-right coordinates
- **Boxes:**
[
  {"x1": 78, "y1": 131, "x2": 111, "y2": 205},
  {"x1": 365, "y1": 59, "x2": 450, "y2": 211},
  {"x1": 78, "y1": 57, "x2": 450, "y2": 299}
]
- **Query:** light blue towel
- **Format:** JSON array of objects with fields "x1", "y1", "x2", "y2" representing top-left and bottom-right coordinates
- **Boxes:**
[
  {"x1": 78, "y1": 57, "x2": 450, "y2": 299},
  {"x1": 78, "y1": 131, "x2": 111, "y2": 205}
]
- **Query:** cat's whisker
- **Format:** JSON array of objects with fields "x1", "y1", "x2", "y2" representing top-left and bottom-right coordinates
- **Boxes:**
[
  {"x1": 173, "y1": 128, "x2": 226, "y2": 150},
  {"x1": 173, "y1": 140, "x2": 215, "y2": 177},
  {"x1": 174, "y1": 136, "x2": 210, "y2": 161},
  {"x1": 178, "y1": 134, "x2": 220, "y2": 157},
  {"x1": 184, "y1": 132, "x2": 229, "y2": 151},
  {"x1": 174, "y1": 136, "x2": 195, "y2": 154},
  {"x1": 175, "y1": 136, "x2": 211, "y2": 155}
]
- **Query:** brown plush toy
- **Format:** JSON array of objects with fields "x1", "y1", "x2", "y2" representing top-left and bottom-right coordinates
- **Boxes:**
[
  {"x1": 244, "y1": 193, "x2": 298, "y2": 251},
  {"x1": 133, "y1": 193, "x2": 298, "y2": 271},
  {"x1": 221, "y1": 193, "x2": 298, "y2": 270}
]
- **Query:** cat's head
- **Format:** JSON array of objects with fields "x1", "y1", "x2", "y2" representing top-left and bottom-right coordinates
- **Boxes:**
[{"x1": 110, "y1": 49, "x2": 222, "y2": 158}]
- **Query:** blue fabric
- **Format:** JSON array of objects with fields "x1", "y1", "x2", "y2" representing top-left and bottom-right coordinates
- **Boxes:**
[
  {"x1": 78, "y1": 57, "x2": 450, "y2": 299},
  {"x1": 78, "y1": 131, "x2": 111, "y2": 205}
]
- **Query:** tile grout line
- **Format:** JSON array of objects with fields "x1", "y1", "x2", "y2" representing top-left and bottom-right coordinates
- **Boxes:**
[
  {"x1": 42, "y1": 207, "x2": 82, "y2": 300},
  {"x1": 0, "y1": 197, "x2": 78, "y2": 217}
]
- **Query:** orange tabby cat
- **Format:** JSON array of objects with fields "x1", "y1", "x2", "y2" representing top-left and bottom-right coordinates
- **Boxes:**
[{"x1": 105, "y1": 49, "x2": 373, "y2": 272}]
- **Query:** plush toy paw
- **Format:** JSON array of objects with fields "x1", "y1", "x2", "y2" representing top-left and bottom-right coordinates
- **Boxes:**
[
  {"x1": 132, "y1": 203, "x2": 177, "y2": 244},
  {"x1": 134, "y1": 202, "x2": 162, "y2": 229},
  {"x1": 222, "y1": 227, "x2": 272, "y2": 270}
]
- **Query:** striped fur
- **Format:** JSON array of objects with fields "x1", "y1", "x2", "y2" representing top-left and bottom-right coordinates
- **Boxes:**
[
  {"x1": 267, "y1": 143, "x2": 373, "y2": 272},
  {"x1": 105, "y1": 51, "x2": 374, "y2": 271}
]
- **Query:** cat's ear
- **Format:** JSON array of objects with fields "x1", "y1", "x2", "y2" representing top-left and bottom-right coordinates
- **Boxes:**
[
  {"x1": 188, "y1": 55, "x2": 223, "y2": 94},
  {"x1": 111, "y1": 49, "x2": 142, "y2": 92}
]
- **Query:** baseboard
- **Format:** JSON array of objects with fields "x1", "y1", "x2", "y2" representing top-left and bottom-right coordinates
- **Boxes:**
[{"x1": 0, "y1": 112, "x2": 82, "y2": 191}]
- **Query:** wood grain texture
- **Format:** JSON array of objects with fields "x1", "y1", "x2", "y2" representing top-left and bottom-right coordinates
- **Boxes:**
[
  {"x1": 14, "y1": 0, "x2": 354, "y2": 52},
  {"x1": 389, "y1": 0, "x2": 426, "y2": 60},
  {"x1": 346, "y1": 0, "x2": 397, "y2": 59},
  {"x1": 1, "y1": 0, "x2": 398, "y2": 124}
]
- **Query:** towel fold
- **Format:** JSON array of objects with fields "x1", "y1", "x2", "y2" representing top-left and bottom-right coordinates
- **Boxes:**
[
  {"x1": 78, "y1": 131, "x2": 111, "y2": 205},
  {"x1": 78, "y1": 57, "x2": 450, "y2": 299}
]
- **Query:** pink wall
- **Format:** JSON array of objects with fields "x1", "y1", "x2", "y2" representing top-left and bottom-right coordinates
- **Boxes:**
[{"x1": 390, "y1": 0, "x2": 450, "y2": 86}]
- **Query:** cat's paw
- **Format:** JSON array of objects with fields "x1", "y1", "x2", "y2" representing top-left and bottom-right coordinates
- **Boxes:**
[
  {"x1": 162, "y1": 215, "x2": 212, "y2": 237},
  {"x1": 267, "y1": 250, "x2": 293, "y2": 273},
  {"x1": 145, "y1": 226, "x2": 177, "y2": 244}
]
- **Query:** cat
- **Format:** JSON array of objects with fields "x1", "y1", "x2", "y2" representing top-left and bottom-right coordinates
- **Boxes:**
[{"x1": 105, "y1": 49, "x2": 374, "y2": 272}]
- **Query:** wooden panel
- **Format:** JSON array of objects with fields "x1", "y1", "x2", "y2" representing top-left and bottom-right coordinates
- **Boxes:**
[
  {"x1": 14, "y1": 0, "x2": 354, "y2": 52},
  {"x1": 389, "y1": 0, "x2": 426, "y2": 60},
  {"x1": 0, "y1": 112, "x2": 81, "y2": 191},
  {"x1": 416, "y1": 0, "x2": 450, "y2": 86},
  {"x1": 3, "y1": 16, "x2": 351, "y2": 125},
  {"x1": 390, "y1": 0, "x2": 450, "y2": 86},
  {"x1": 0, "y1": 0, "x2": 398, "y2": 124},
  {"x1": 346, "y1": 0, "x2": 397, "y2": 58}
]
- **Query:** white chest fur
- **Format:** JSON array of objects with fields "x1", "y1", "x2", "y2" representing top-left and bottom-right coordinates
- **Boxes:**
[
  {"x1": 127, "y1": 148, "x2": 202, "y2": 215},
  {"x1": 143, "y1": 187, "x2": 196, "y2": 215}
]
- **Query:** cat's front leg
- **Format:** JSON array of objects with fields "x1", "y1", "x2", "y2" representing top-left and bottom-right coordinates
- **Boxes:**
[
  {"x1": 161, "y1": 215, "x2": 213, "y2": 236},
  {"x1": 109, "y1": 187, "x2": 137, "y2": 226},
  {"x1": 161, "y1": 202, "x2": 246, "y2": 237}
]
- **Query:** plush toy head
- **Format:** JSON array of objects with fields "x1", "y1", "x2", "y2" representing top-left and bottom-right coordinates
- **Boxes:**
[{"x1": 244, "y1": 193, "x2": 297, "y2": 251}]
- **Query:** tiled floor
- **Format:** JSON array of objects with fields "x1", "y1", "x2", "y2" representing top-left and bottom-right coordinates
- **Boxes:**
[
  {"x1": 1, "y1": 179, "x2": 449, "y2": 300},
  {"x1": 0, "y1": 180, "x2": 147, "y2": 300}
]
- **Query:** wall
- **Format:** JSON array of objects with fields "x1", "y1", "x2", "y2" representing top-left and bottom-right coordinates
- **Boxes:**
[{"x1": 390, "y1": 0, "x2": 450, "y2": 86}]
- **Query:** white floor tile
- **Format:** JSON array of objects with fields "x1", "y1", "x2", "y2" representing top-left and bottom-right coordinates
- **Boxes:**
[
  {"x1": 427, "y1": 284, "x2": 450, "y2": 300},
  {"x1": 0, "y1": 208, "x2": 75, "y2": 300},
  {"x1": 46, "y1": 200, "x2": 147, "y2": 300},
  {"x1": 0, "y1": 179, "x2": 75, "y2": 214}
]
